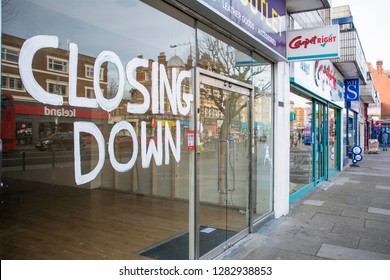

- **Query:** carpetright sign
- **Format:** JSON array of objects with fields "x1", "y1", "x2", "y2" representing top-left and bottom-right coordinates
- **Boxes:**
[{"x1": 287, "y1": 25, "x2": 340, "y2": 61}]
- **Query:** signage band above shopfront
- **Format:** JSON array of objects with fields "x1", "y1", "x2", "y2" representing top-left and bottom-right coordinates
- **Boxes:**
[
  {"x1": 198, "y1": 0, "x2": 287, "y2": 58},
  {"x1": 287, "y1": 25, "x2": 340, "y2": 61}
]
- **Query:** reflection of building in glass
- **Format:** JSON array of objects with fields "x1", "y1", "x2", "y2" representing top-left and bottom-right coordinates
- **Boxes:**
[
  {"x1": 291, "y1": 106, "x2": 310, "y2": 130},
  {"x1": 1, "y1": 33, "x2": 109, "y2": 148},
  {"x1": 109, "y1": 51, "x2": 193, "y2": 137}
]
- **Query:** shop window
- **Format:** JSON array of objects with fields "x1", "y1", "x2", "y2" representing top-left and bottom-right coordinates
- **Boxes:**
[{"x1": 289, "y1": 93, "x2": 313, "y2": 194}]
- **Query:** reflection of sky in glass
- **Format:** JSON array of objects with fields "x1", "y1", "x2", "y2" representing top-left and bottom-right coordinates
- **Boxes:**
[
  {"x1": 290, "y1": 93, "x2": 311, "y2": 109},
  {"x1": 3, "y1": 0, "x2": 194, "y2": 60},
  {"x1": 3, "y1": 0, "x2": 195, "y2": 99}
]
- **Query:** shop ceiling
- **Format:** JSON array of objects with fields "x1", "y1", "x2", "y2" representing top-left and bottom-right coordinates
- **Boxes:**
[{"x1": 287, "y1": 0, "x2": 331, "y2": 14}]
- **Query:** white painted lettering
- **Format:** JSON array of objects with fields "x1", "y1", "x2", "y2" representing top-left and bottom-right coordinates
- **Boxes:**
[
  {"x1": 74, "y1": 122, "x2": 105, "y2": 185},
  {"x1": 69, "y1": 43, "x2": 98, "y2": 108},
  {"x1": 177, "y1": 70, "x2": 192, "y2": 115},
  {"x1": 126, "y1": 58, "x2": 150, "y2": 114},
  {"x1": 160, "y1": 64, "x2": 177, "y2": 115},
  {"x1": 165, "y1": 120, "x2": 181, "y2": 164},
  {"x1": 108, "y1": 121, "x2": 138, "y2": 172},
  {"x1": 19, "y1": 35, "x2": 63, "y2": 105},
  {"x1": 94, "y1": 51, "x2": 124, "y2": 112},
  {"x1": 141, "y1": 121, "x2": 163, "y2": 168},
  {"x1": 18, "y1": 35, "x2": 194, "y2": 186}
]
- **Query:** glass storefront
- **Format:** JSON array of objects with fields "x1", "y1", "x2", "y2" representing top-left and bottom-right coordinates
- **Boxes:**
[
  {"x1": 289, "y1": 91, "x2": 340, "y2": 199},
  {"x1": 328, "y1": 106, "x2": 338, "y2": 172},
  {"x1": 1, "y1": 0, "x2": 274, "y2": 259},
  {"x1": 289, "y1": 92, "x2": 313, "y2": 195},
  {"x1": 347, "y1": 110, "x2": 358, "y2": 157}
]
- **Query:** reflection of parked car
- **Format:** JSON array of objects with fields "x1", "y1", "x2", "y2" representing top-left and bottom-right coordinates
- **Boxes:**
[
  {"x1": 115, "y1": 135, "x2": 134, "y2": 147},
  {"x1": 35, "y1": 132, "x2": 75, "y2": 151},
  {"x1": 259, "y1": 135, "x2": 267, "y2": 142}
]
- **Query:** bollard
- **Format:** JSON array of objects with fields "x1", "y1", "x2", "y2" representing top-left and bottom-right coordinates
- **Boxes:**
[
  {"x1": 52, "y1": 149, "x2": 55, "y2": 168},
  {"x1": 21, "y1": 151, "x2": 26, "y2": 171}
]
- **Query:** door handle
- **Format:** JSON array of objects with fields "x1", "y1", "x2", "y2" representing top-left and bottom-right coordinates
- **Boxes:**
[
  {"x1": 228, "y1": 139, "x2": 236, "y2": 192},
  {"x1": 218, "y1": 140, "x2": 228, "y2": 194}
]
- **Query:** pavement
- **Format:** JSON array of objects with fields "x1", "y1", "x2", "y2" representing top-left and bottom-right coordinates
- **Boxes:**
[{"x1": 217, "y1": 150, "x2": 390, "y2": 260}]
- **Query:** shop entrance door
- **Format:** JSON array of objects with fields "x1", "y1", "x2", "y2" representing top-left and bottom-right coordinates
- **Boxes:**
[
  {"x1": 197, "y1": 69, "x2": 251, "y2": 258},
  {"x1": 315, "y1": 102, "x2": 326, "y2": 183}
]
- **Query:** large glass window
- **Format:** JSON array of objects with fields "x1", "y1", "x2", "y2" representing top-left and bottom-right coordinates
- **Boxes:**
[
  {"x1": 289, "y1": 92, "x2": 313, "y2": 194},
  {"x1": 1, "y1": 0, "x2": 275, "y2": 260},
  {"x1": 1, "y1": 0, "x2": 195, "y2": 260},
  {"x1": 328, "y1": 107, "x2": 337, "y2": 171},
  {"x1": 252, "y1": 56, "x2": 273, "y2": 220}
]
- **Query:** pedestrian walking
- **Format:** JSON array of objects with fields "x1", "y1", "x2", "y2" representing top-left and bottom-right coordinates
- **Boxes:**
[{"x1": 382, "y1": 130, "x2": 389, "y2": 151}]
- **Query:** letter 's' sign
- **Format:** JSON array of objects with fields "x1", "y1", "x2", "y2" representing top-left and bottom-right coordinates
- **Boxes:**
[{"x1": 344, "y1": 78, "x2": 360, "y2": 102}]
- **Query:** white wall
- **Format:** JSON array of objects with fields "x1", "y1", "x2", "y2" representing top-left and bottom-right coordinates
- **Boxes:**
[{"x1": 273, "y1": 61, "x2": 290, "y2": 218}]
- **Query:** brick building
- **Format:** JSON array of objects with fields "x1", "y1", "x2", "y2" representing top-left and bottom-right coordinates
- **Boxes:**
[
  {"x1": 1, "y1": 33, "x2": 109, "y2": 148},
  {"x1": 369, "y1": 60, "x2": 390, "y2": 120}
]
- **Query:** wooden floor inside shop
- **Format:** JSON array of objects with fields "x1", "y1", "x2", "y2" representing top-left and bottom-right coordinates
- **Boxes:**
[{"x1": 0, "y1": 177, "x2": 246, "y2": 260}]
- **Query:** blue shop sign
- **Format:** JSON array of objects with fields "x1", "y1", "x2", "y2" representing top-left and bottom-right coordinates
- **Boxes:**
[
  {"x1": 198, "y1": 0, "x2": 286, "y2": 58},
  {"x1": 344, "y1": 78, "x2": 360, "y2": 101}
]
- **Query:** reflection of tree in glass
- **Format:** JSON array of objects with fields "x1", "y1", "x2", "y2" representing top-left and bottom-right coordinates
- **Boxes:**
[
  {"x1": 198, "y1": 34, "x2": 271, "y2": 139},
  {"x1": 108, "y1": 79, "x2": 119, "y2": 99}
]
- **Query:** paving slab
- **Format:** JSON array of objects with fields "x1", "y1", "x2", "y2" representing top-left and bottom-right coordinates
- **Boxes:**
[
  {"x1": 367, "y1": 207, "x2": 390, "y2": 216},
  {"x1": 358, "y1": 239, "x2": 390, "y2": 255},
  {"x1": 294, "y1": 228, "x2": 359, "y2": 249},
  {"x1": 375, "y1": 185, "x2": 390, "y2": 191},
  {"x1": 273, "y1": 249, "x2": 326, "y2": 260},
  {"x1": 303, "y1": 200, "x2": 325, "y2": 206},
  {"x1": 218, "y1": 152, "x2": 390, "y2": 260},
  {"x1": 331, "y1": 223, "x2": 388, "y2": 241},
  {"x1": 316, "y1": 244, "x2": 390, "y2": 260}
]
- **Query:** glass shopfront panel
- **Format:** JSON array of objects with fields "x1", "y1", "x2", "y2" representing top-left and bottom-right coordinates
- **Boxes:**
[
  {"x1": 347, "y1": 110, "x2": 357, "y2": 157},
  {"x1": 289, "y1": 93, "x2": 313, "y2": 194},
  {"x1": 196, "y1": 28, "x2": 273, "y2": 257},
  {"x1": 252, "y1": 56, "x2": 273, "y2": 220},
  {"x1": 315, "y1": 102, "x2": 326, "y2": 183},
  {"x1": 1, "y1": 0, "x2": 275, "y2": 260},
  {"x1": 328, "y1": 107, "x2": 337, "y2": 171},
  {"x1": 1, "y1": 0, "x2": 195, "y2": 260}
]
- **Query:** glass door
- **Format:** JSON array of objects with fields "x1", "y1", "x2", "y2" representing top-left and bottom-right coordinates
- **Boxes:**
[
  {"x1": 328, "y1": 107, "x2": 338, "y2": 172},
  {"x1": 197, "y1": 69, "x2": 251, "y2": 258},
  {"x1": 315, "y1": 102, "x2": 326, "y2": 182}
]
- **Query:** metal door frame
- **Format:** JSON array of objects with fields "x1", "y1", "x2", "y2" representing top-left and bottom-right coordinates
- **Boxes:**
[{"x1": 192, "y1": 68, "x2": 254, "y2": 260}]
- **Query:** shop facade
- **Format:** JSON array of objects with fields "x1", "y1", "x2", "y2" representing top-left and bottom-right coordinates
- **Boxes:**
[
  {"x1": 1, "y1": 0, "x2": 296, "y2": 259},
  {"x1": 289, "y1": 60, "x2": 345, "y2": 201}
]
